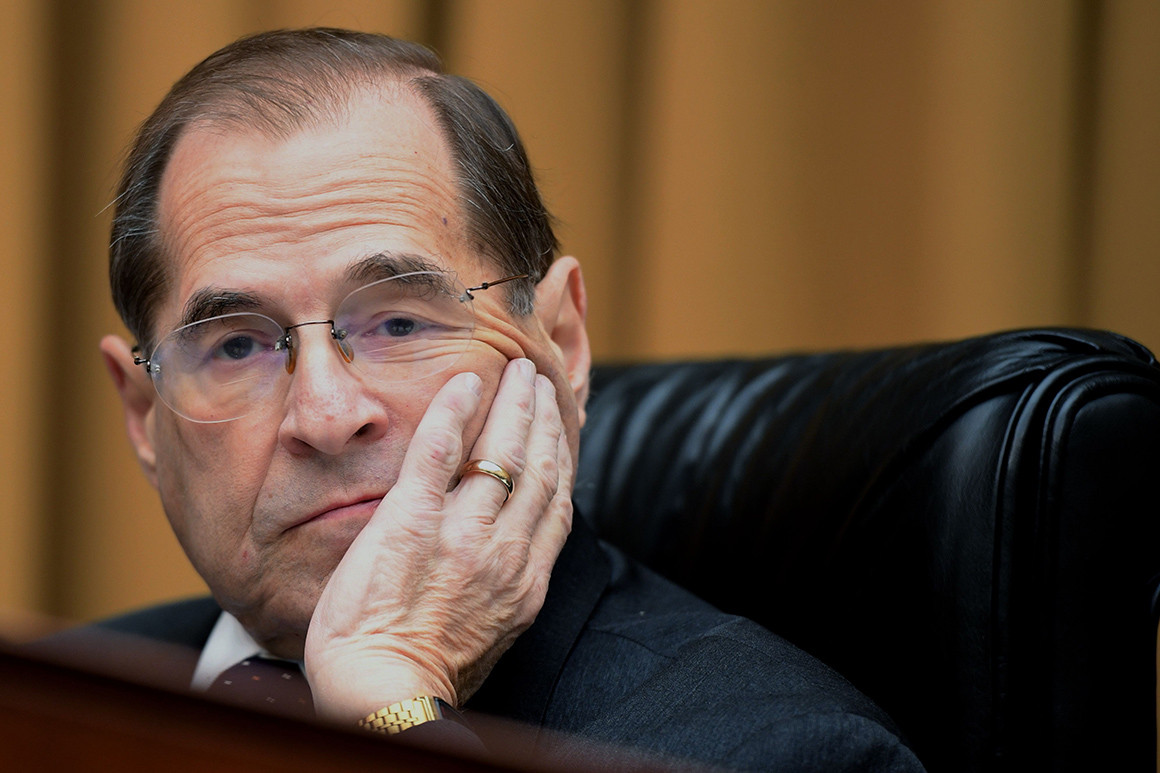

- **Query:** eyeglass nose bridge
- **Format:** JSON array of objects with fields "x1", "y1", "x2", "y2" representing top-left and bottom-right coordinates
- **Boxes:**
[{"x1": 280, "y1": 319, "x2": 354, "y2": 374}]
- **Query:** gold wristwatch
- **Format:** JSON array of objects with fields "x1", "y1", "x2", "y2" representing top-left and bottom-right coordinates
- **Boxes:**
[{"x1": 358, "y1": 696, "x2": 462, "y2": 735}]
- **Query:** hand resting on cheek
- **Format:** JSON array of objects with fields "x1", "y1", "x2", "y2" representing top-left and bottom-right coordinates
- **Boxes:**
[{"x1": 302, "y1": 358, "x2": 574, "y2": 723}]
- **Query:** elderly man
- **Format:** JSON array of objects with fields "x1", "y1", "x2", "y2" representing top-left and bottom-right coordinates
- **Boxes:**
[{"x1": 93, "y1": 28, "x2": 923, "y2": 771}]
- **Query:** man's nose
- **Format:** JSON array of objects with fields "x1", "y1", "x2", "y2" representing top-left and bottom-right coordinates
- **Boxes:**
[{"x1": 276, "y1": 324, "x2": 389, "y2": 456}]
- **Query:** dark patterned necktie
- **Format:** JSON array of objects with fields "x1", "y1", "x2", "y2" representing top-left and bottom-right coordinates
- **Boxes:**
[{"x1": 205, "y1": 657, "x2": 314, "y2": 719}]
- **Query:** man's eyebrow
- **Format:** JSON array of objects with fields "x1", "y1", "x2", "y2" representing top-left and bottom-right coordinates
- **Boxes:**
[
  {"x1": 345, "y1": 252, "x2": 447, "y2": 285},
  {"x1": 176, "y1": 253, "x2": 451, "y2": 330},
  {"x1": 179, "y1": 289, "x2": 264, "y2": 328}
]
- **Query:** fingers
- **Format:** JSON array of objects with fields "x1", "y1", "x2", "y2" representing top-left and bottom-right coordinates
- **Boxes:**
[
  {"x1": 535, "y1": 420, "x2": 575, "y2": 546},
  {"x1": 306, "y1": 359, "x2": 575, "y2": 716},
  {"x1": 507, "y1": 372, "x2": 566, "y2": 524},
  {"x1": 523, "y1": 382, "x2": 574, "y2": 578},
  {"x1": 390, "y1": 371, "x2": 483, "y2": 511},
  {"x1": 390, "y1": 357, "x2": 567, "y2": 519},
  {"x1": 460, "y1": 363, "x2": 573, "y2": 589},
  {"x1": 455, "y1": 357, "x2": 540, "y2": 510}
]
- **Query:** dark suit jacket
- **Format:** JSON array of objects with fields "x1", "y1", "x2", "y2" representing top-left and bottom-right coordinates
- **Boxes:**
[{"x1": 65, "y1": 514, "x2": 925, "y2": 771}]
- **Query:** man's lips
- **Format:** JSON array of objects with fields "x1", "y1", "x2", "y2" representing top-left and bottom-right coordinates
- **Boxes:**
[{"x1": 288, "y1": 496, "x2": 384, "y2": 531}]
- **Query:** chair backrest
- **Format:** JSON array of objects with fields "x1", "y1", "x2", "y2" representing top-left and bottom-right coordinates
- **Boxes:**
[{"x1": 575, "y1": 328, "x2": 1160, "y2": 772}]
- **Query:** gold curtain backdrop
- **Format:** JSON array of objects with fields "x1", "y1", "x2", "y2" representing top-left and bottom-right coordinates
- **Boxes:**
[{"x1": 1, "y1": 0, "x2": 1157, "y2": 625}]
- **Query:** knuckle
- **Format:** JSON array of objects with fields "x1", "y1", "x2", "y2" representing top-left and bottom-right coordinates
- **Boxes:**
[
  {"x1": 522, "y1": 457, "x2": 560, "y2": 500},
  {"x1": 441, "y1": 513, "x2": 488, "y2": 547},
  {"x1": 487, "y1": 537, "x2": 531, "y2": 586},
  {"x1": 520, "y1": 564, "x2": 552, "y2": 611},
  {"x1": 421, "y1": 422, "x2": 464, "y2": 465},
  {"x1": 503, "y1": 443, "x2": 528, "y2": 476},
  {"x1": 554, "y1": 496, "x2": 574, "y2": 528}
]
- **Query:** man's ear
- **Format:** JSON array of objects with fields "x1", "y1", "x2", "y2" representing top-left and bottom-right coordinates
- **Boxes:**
[
  {"x1": 99, "y1": 335, "x2": 159, "y2": 488},
  {"x1": 534, "y1": 256, "x2": 592, "y2": 426}
]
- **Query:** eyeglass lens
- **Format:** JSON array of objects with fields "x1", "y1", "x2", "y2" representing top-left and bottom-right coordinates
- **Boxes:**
[{"x1": 147, "y1": 271, "x2": 475, "y2": 422}]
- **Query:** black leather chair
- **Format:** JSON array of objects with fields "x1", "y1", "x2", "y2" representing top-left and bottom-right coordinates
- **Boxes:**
[{"x1": 575, "y1": 328, "x2": 1160, "y2": 773}]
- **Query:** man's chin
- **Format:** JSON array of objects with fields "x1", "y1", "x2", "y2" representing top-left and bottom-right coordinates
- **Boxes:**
[
  {"x1": 215, "y1": 566, "x2": 343, "y2": 661},
  {"x1": 229, "y1": 595, "x2": 317, "y2": 660},
  {"x1": 208, "y1": 505, "x2": 377, "y2": 658}
]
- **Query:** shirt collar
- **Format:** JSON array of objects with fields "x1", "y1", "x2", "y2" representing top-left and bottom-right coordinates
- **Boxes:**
[{"x1": 190, "y1": 610, "x2": 280, "y2": 690}]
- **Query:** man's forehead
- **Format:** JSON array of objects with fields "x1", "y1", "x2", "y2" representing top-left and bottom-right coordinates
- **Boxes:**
[{"x1": 152, "y1": 85, "x2": 470, "y2": 328}]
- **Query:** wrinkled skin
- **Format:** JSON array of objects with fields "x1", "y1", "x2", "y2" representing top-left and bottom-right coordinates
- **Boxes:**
[{"x1": 101, "y1": 83, "x2": 591, "y2": 721}]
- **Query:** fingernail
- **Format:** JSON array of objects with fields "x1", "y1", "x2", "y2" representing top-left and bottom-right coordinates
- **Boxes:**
[
  {"x1": 516, "y1": 358, "x2": 535, "y2": 381},
  {"x1": 464, "y1": 372, "x2": 483, "y2": 396}
]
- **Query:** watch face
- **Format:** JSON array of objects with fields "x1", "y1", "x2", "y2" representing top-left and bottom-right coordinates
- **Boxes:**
[{"x1": 432, "y1": 697, "x2": 469, "y2": 727}]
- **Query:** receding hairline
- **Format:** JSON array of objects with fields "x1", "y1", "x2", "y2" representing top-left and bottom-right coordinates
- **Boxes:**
[
  {"x1": 156, "y1": 27, "x2": 444, "y2": 141},
  {"x1": 172, "y1": 64, "x2": 439, "y2": 143},
  {"x1": 151, "y1": 75, "x2": 478, "y2": 329},
  {"x1": 157, "y1": 74, "x2": 458, "y2": 220}
]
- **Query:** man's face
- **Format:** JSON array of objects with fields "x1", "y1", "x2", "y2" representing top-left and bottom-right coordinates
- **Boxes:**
[{"x1": 125, "y1": 86, "x2": 583, "y2": 655}]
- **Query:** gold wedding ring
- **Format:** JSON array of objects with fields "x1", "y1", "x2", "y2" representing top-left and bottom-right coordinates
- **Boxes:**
[{"x1": 461, "y1": 459, "x2": 514, "y2": 502}]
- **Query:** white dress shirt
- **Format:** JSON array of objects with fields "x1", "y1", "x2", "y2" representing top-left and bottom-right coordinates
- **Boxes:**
[{"x1": 190, "y1": 611, "x2": 301, "y2": 690}]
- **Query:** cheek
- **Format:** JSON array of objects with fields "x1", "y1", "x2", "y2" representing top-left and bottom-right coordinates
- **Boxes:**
[
  {"x1": 470, "y1": 323, "x2": 530, "y2": 365},
  {"x1": 152, "y1": 416, "x2": 270, "y2": 554},
  {"x1": 394, "y1": 343, "x2": 506, "y2": 461}
]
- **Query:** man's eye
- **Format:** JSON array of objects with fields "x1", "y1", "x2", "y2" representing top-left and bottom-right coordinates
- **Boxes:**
[
  {"x1": 377, "y1": 317, "x2": 419, "y2": 337},
  {"x1": 215, "y1": 335, "x2": 259, "y2": 360}
]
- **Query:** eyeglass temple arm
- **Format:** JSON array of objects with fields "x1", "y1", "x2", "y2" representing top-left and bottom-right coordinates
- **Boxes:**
[{"x1": 463, "y1": 273, "x2": 529, "y2": 300}]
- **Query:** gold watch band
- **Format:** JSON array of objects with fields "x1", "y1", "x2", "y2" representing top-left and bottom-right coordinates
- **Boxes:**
[{"x1": 358, "y1": 696, "x2": 450, "y2": 735}]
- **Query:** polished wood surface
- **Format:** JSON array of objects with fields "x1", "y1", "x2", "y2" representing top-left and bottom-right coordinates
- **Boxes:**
[{"x1": 0, "y1": 643, "x2": 516, "y2": 773}]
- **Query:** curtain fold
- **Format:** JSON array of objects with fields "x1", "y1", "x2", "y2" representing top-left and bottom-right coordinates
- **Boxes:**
[{"x1": 1, "y1": 0, "x2": 1156, "y2": 624}]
